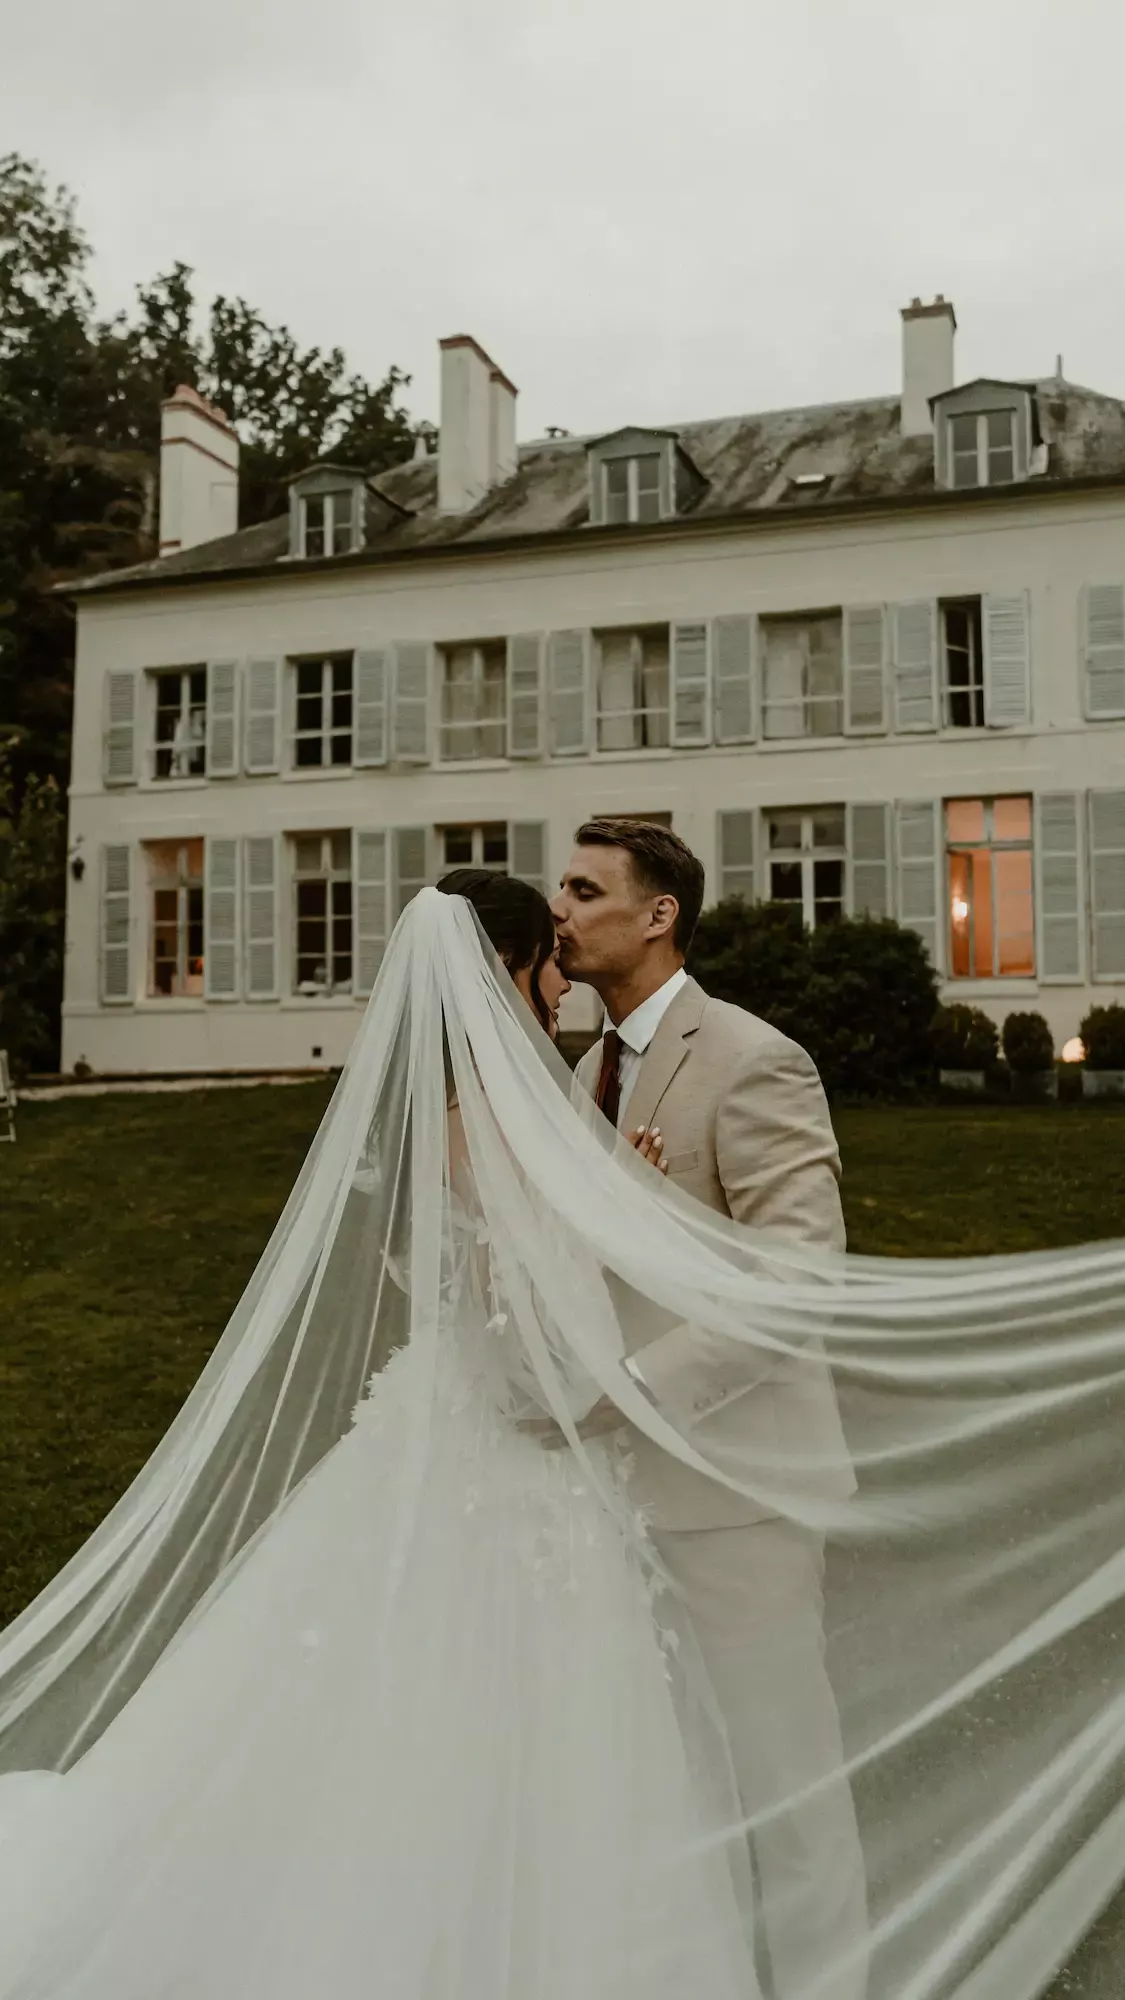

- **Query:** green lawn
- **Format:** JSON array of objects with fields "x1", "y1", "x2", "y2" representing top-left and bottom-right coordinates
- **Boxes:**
[{"x1": 2, "y1": 1085, "x2": 1124, "y2": 1628}]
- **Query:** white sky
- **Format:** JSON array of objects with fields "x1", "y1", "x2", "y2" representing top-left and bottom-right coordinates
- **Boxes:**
[{"x1": 3, "y1": 0, "x2": 1122, "y2": 440}]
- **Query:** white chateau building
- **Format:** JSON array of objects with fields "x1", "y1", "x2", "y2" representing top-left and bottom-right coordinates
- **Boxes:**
[{"x1": 62, "y1": 299, "x2": 1125, "y2": 1074}]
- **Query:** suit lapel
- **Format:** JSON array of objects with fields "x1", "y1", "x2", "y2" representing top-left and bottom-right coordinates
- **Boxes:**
[{"x1": 625, "y1": 978, "x2": 708, "y2": 1135}]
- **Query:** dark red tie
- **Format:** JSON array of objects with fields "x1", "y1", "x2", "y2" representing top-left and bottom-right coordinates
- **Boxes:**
[{"x1": 595, "y1": 1029, "x2": 623, "y2": 1132}]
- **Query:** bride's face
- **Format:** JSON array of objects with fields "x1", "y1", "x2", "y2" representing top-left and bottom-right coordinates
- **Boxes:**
[{"x1": 511, "y1": 949, "x2": 570, "y2": 1039}]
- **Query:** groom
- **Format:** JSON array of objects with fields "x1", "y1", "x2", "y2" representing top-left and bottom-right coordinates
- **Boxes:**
[{"x1": 549, "y1": 818, "x2": 868, "y2": 2000}]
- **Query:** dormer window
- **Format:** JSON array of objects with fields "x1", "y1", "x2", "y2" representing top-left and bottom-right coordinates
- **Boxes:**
[
  {"x1": 604, "y1": 453, "x2": 661, "y2": 525},
  {"x1": 949, "y1": 410, "x2": 1016, "y2": 489},
  {"x1": 301, "y1": 489, "x2": 356, "y2": 558}
]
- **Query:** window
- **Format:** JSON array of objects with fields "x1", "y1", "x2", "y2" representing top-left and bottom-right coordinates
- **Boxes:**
[
  {"x1": 947, "y1": 797, "x2": 1034, "y2": 978},
  {"x1": 441, "y1": 824, "x2": 509, "y2": 872},
  {"x1": 301, "y1": 489, "x2": 356, "y2": 557},
  {"x1": 152, "y1": 669, "x2": 207, "y2": 780},
  {"x1": 941, "y1": 598, "x2": 985, "y2": 728},
  {"x1": 595, "y1": 625, "x2": 670, "y2": 750},
  {"x1": 765, "y1": 809, "x2": 846, "y2": 930},
  {"x1": 603, "y1": 454, "x2": 661, "y2": 525},
  {"x1": 761, "y1": 614, "x2": 843, "y2": 739},
  {"x1": 147, "y1": 839, "x2": 204, "y2": 997},
  {"x1": 949, "y1": 410, "x2": 1017, "y2": 489},
  {"x1": 292, "y1": 832, "x2": 353, "y2": 995},
  {"x1": 293, "y1": 656, "x2": 353, "y2": 768},
  {"x1": 439, "y1": 642, "x2": 507, "y2": 761}
]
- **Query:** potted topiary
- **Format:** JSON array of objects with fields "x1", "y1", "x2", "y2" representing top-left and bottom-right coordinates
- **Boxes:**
[
  {"x1": 931, "y1": 1003, "x2": 999, "y2": 1093},
  {"x1": 1079, "y1": 1005, "x2": 1125, "y2": 1098},
  {"x1": 1001, "y1": 1011, "x2": 1058, "y2": 1100}
]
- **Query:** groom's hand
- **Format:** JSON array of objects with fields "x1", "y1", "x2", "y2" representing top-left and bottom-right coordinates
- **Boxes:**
[{"x1": 518, "y1": 1395, "x2": 630, "y2": 1451}]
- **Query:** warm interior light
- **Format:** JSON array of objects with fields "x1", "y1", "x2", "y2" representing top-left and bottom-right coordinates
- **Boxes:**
[
  {"x1": 951, "y1": 896, "x2": 970, "y2": 922},
  {"x1": 1062, "y1": 1037, "x2": 1085, "y2": 1064}
]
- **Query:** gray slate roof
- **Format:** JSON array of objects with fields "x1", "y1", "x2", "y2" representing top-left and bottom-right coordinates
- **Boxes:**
[{"x1": 70, "y1": 377, "x2": 1125, "y2": 597}]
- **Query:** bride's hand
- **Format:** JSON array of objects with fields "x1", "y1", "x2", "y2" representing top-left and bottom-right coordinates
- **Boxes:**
[
  {"x1": 518, "y1": 1396, "x2": 629, "y2": 1451},
  {"x1": 630, "y1": 1126, "x2": 668, "y2": 1174}
]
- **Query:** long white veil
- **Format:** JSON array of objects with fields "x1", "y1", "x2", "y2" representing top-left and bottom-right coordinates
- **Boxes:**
[{"x1": 3, "y1": 887, "x2": 1125, "y2": 1999}]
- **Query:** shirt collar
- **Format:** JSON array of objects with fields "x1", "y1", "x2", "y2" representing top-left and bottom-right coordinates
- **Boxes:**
[{"x1": 610, "y1": 967, "x2": 689, "y2": 1057}]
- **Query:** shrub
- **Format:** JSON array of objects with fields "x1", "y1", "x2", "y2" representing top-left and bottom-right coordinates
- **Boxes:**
[
  {"x1": 1001, "y1": 1011, "x2": 1056, "y2": 1075},
  {"x1": 1079, "y1": 1004, "x2": 1125, "y2": 1071},
  {"x1": 931, "y1": 1003, "x2": 999, "y2": 1072},
  {"x1": 689, "y1": 901, "x2": 940, "y2": 1098}
]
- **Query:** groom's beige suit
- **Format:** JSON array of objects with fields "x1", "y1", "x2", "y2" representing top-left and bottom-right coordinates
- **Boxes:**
[{"x1": 575, "y1": 974, "x2": 868, "y2": 2000}]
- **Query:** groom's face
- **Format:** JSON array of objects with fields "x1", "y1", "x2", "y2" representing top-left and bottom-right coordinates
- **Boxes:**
[{"x1": 551, "y1": 845, "x2": 651, "y2": 983}]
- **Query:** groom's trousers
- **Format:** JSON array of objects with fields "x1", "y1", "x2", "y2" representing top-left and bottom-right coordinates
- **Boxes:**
[{"x1": 653, "y1": 1518, "x2": 868, "y2": 2000}]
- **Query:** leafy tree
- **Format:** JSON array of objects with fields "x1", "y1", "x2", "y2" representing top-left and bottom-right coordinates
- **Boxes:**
[{"x1": 0, "y1": 736, "x2": 67, "y2": 1076}]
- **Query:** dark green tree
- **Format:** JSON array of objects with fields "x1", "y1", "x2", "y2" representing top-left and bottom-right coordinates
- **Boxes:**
[{"x1": 0, "y1": 737, "x2": 68, "y2": 1075}]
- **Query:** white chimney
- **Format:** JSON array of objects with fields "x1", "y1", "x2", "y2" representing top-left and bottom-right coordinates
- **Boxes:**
[
  {"x1": 438, "y1": 335, "x2": 517, "y2": 513},
  {"x1": 159, "y1": 385, "x2": 240, "y2": 554},
  {"x1": 900, "y1": 296, "x2": 956, "y2": 437}
]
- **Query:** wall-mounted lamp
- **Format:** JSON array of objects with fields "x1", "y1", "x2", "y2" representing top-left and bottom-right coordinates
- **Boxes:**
[{"x1": 70, "y1": 855, "x2": 85, "y2": 883}]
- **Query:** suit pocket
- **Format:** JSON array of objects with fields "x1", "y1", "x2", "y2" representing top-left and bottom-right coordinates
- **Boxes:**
[{"x1": 664, "y1": 1148, "x2": 701, "y2": 1176}]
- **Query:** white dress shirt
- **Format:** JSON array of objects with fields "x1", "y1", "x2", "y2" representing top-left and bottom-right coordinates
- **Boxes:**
[{"x1": 608, "y1": 967, "x2": 688, "y2": 1130}]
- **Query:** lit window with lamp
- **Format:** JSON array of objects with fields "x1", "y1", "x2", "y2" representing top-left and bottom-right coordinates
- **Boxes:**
[
  {"x1": 947, "y1": 797, "x2": 1034, "y2": 978},
  {"x1": 291, "y1": 832, "x2": 353, "y2": 995},
  {"x1": 146, "y1": 839, "x2": 205, "y2": 997}
]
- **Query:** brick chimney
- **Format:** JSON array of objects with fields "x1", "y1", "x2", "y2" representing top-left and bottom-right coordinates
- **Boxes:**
[
  {"x1": 159, "y1": 385, "x2": 240, "y2": 554},
  {"x1": 900, "y1": 296, "x2": 956, "y2": 437},
  {"x1": 438, "y1": 336, "x2": 518, "y2": 513}
]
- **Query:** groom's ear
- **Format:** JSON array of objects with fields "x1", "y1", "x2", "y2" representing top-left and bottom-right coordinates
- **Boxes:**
[{"x1": 648, "y1": 894, "x2": 679, "y2": 941}]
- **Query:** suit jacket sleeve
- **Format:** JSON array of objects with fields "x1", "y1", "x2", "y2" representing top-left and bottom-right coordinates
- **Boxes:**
[{"x1": 625, "y1": 1043, "x2": 845, "y2": 1422}]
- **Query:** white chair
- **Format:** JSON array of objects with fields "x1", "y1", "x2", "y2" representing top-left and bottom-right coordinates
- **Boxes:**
[{"x1": 0, "y1": 1049, "x2": 15, "y2": 1143}]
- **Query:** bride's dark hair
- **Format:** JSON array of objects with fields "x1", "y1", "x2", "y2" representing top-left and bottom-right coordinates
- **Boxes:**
[{"x1": 436, "y1": 870, "x2": 558, "y2": 1031}]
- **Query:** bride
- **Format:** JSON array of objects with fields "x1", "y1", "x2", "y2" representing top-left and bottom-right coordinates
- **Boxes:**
[{"x1": 3, "y1": 872, "x2": 1125, "y2": 2000}]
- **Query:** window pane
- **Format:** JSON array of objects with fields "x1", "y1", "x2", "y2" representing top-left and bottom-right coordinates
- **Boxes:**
[
  {"x1": 950, "y1": 414, "x2": 977, "y2": 451},
  {"x1": 604, "y1": 460, "x2": 629, "y2": 525},
  {"x1": 331, "y1": 491, "x2": 354, "y2": 555},
  {"x1": 813, "y1": 858, "x2": 844, "y2": 901},
  {"x1": 444, "y1": 828, "x2": 474, "y2": 866},
  {"x1": 295, "y1": 735, "x2": 323, "y2": 768},
  {"x1": 995, "y1": 849, "x2": 1034, "y2": 975},
  {"x1": 952, "y1": 452, "x2": 979, "y2": 490},
  {"x1": 304, "y1": 526, "x2": 325, "y2": 559},
  {"x1": 331, "y1": 691, "x2": 353, "y2": 730},
  {"x1": 993, "y1": 795, "x2": 1031, "y2": 843},
  {"x1": 988, "y1": 447, "x2": 1015, "y2": 485},
  {"x1": 986, "y1": 411, "x2": 1014, "y2": 448},
  {"x1": 297, "y1": 881, "x2": 328, "y2": 919},
  {"x1": 812, "y1": 811, "x2": 846, "y2": 850},
  {"x1": 950, "y1": 415, "x2": 979, "y2": 489},
  {"x1": 948, "y1": 853, "x2": 972, "y2": 978},
  {"x1": 293, "y1": 836, "x2": 325, "y2": 875},
  {"x1": 189, "y1": 669, "x2": 207, "y2": 704},
  {"x1": 329, "y1": 731, "x2": 352, "y2": 766},
  {"x1": 481, "y1": 824, "x2": 508, "y2": 867},
  {"x1": 946, "y1": 798, "x2": 986, "y2": 844},
  {"x1": 330, "y1": 831, "x2": 352, "y2": 875},
  {"x1": 332, "y1": 655, "x2": 353, "y2": 691},
  {"x1": 762, "y1": 627, "x2": 807, "y2": 740},
  {"x1": 303, "y1": 497, "x2": 325, "y2": 557},
  {"x1": 767, "y1": 813, "x2": 804, "y2": 853},
  {"x1": 635, "y1": 484, "x2": 661, "y2": 524},
  {"x1": 770, "y1": 861, "x2": 803, "y2": 903},
  {"x1": 297, "y1": 662, "x2": 323, "y2": 699},
  {"x1": 970, "y1": 847, "x2": 994, "y2": 977}
]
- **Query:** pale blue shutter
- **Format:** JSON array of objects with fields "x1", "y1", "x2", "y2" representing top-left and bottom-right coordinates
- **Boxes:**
[
  {"x1": 848, "y1": 803, "x2": 892, "y2": 917},
  {"x1": 1035, "y1": 794, "x2": 1083, "y2": 983},
  {"x1": 1089, "y1": 790, "x2": 1125, "y2": 981},
  {"x1": 204, "y1": 838, "x2": 241, "y2": 999},
  {"x1": 510, "y1": 822, "x2": 547, "y2": 895},
  {"x1": 353, "y1": 830, "x2": 389, "y2": 995},
  {"x1": 895, "y1": 801, "x2": 942, "y2": 967},
  {"x1": 99, "y1": 845, "x2": 132, "y2": 1002},
  {"x1": 843, "y1": 606, "x2": 887, "y2": 734},
  {"x1": 717, "y1": 811, "x2": 756, "y2": 902},
  {"x1": 507, "y1": 635, "x2": 544, "y2": 758},
  {"x1": 713, "y1": 615, "x2": 755, "y2": 744},
  {"x1": 354, "y1": 649, "x2": 389, "y2": 767},
  {"x1": 891, "y1": 603, "x2": 937, "y2": 732},
  {"x1": 1081, "y1": 585, "x2": 1125, "y2": 720},
  {"x1": 392, "y1": 827, "x2": 429, "y2": 918},
  {"x1": 243, "y1": 836, "x2": 280, "y2": 999},
  {"x1": 547, "y1": 631, "x2": 589, "y2": 755},
  {"x1": 103, "y1": 671, "x2": 138, "y2": 786},
  {"x1": 392, "y1": 645, "x2": 431, "y2": 763},
  {"x1": 671, "y1": 622, "x2": 710, "y2": 747},
  {"x1": 983, "y1": 592, "x2": 1031, "y2": 728},
  {"x1": 244, "y1": 658, "x2": 282, "y2": 775},
  {"x1": 206, "y1": 661, "x2": 240, "y2": 777}
]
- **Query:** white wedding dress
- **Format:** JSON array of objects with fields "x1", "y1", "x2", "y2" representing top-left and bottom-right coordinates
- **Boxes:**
[{"x1": 0, "y1": 1182, "x2": 757, "y2": 1999}]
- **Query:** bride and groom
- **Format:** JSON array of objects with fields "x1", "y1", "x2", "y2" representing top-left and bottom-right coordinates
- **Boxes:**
[{"x1": 0, "y1": 817, "x2": 866, "y2": 2000}]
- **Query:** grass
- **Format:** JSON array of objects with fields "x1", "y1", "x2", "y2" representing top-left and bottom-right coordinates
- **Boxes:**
[
  {"x1": 3, "y1": 1085, "x2": 1124, "y2": 1627},
  {"x1": 2, "y1": 1088, "x2": 1124, "y2": 1991}
]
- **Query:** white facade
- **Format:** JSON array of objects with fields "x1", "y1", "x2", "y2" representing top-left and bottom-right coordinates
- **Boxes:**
[{"x1": 62, "y1": 479, "x2": 1125, "y2": 1075}]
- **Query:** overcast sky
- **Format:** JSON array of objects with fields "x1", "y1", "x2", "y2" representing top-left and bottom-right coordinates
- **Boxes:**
[{"x1": 3, "y1": 0, "x2": 1122, "y2": 441}]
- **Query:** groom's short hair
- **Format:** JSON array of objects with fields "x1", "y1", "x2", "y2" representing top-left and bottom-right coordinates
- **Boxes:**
[{"x1": 574, "y1": 819, "x2": 706, "y2": 953}]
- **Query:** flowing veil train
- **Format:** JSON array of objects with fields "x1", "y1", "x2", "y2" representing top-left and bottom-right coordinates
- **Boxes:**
[{"x1": 2, "y1": 887, "x2": 1125, "y2": 1997}]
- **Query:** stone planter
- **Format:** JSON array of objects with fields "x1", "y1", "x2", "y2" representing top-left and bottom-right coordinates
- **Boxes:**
[
  {"x1": 1010, "y1": 1069, "x2": 1059, "y2": 1102},
  {"x1": 1081, "y1": 1069, "x2": 1125, "y2": 1100},
  {"x1": 939, "y1": 1068, "x2": 987, "y2": 1094}
]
